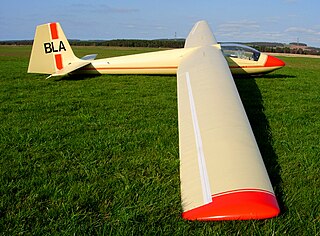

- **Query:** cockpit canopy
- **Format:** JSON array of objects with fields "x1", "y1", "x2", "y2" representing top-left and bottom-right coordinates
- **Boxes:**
[{"x1": 221, "y1": 43, "x2": 261, "y2": 61}]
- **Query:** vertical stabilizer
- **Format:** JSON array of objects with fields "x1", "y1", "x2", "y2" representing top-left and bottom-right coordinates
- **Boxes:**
[
  {"x1": 28, "y1": 22, "x2": 77, "y2": 75},
  {"x1": 184, "y1": 20, "x2": 217, "y2": 48}
]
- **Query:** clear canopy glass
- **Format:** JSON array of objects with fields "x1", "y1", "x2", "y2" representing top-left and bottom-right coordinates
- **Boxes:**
[{"x1": 221, "y1": 43, "x2": 261, "y2": 61}]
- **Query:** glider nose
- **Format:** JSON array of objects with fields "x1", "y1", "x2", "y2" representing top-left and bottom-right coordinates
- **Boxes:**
[{"x1": 265, "y1": 55, "x2": 285, "y2": 68}]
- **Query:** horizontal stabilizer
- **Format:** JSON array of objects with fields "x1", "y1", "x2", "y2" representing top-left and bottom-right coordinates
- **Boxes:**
[
  {"x1": 81, "y1": 54, "x2": 98, "y2": 61},
  {"x1": 48, "y1": 59, "x2": 93, "y2": 78}
]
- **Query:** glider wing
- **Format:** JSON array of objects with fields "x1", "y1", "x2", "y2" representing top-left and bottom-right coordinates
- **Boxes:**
[{"x1": 177, "y1": 22, "x2": 279, "y2": 220}]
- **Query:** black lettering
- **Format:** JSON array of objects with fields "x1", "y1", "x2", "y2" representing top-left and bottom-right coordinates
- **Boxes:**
[
  {"x1": 52, "y1": 42, "x2": 58, "y2": 53},
  {"x1": 44, "y1": 41, "x2": 67, "y2": 54},
  {"x1": 59, "y1": 41, "x2": 66, "y2": 52},
  {"x1": 44, "y1": 42, "x2": 52, "y2": 54}
]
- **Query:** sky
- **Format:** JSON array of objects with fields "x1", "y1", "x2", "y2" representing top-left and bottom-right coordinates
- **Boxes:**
[{"x1": 1, "y1": 0, "x2": 320, "y2": 47}]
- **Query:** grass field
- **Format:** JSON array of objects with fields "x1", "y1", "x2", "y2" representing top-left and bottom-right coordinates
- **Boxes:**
[{"x1": 0, "y1": 45, "x2": 319, "y2": 235}]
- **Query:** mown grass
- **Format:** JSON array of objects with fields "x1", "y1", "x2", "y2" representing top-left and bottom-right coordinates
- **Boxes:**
[{"x1": 0, "y1": 45, "x2": 319, "y2": 235}]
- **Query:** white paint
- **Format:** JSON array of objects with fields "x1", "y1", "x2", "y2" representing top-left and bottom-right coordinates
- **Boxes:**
[{"x1": 185, "y1": 72, "x2": 212, "y2": 204}]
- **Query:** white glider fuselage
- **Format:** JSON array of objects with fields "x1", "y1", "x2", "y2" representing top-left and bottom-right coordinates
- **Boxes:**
[
  {"x1": 76, "y1": 46, "x2": 284, "y2": 76},
  {"x1": 27, "y1": 22, "x2": 285, "y2": 77},
  {"x1": 79, "y1": 48, "x2": 192, "y2": 75}
]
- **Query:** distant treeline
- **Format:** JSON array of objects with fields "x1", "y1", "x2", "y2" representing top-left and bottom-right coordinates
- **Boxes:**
[
  {"x1": 1, "y1": 40, "x2": 34, "y2": 45},
  {"x1": 71, "y1": 39, "x2": 186, "y2": 48},
  {"x1": 0, "y1": 39, "x2": 185, "y2": 48},
  {"x1": 248, "y1": 42, "x2": 320, "y2": 55},
  {"x1": 1, "y1": 39, "x2": 320, "y2": 55}
]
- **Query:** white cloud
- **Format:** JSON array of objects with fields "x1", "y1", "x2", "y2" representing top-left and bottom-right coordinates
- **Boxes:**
[
  {"x1": 283, "y1": 0, "x2": 298, "y2": 3},
  {"x1": 214, "y1": 18, "x2": 320, "y2": 47},
  {"x1": 264, "y1": 16, "x2": 282, "y2": 24},
  {"x1": 284, "y1": 27, "x2": 320, "y2": 45},
  {"x1": 285, "y1": 27, "x2": 320, "y2": 35},
  {"x1": 218, "y1": 20, "x2": 260, "y2": 33},
  {"x1": 71, "y1": 3, "x2": 139, "y2": 15},
  {"x1": 216, "y1": 20, "x2": 265, "y2": 42}
]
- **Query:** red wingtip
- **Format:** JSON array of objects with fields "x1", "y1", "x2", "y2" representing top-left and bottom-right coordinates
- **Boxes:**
[
  {"x1": 182, "y1": 189, "x2": 280, "y2": 221},
  {"x1": 264, "y1": 55, "x2": 285, "y2": 67}
]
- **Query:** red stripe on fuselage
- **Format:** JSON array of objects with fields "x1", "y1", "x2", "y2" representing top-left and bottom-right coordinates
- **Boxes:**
[
  {"x1": 81, "y1": 66, "x2": 178, "y2": 71},
  {"x1": 230, "y1": 65, "x2": 267, "y2": 69},
  {"x1": 81, "y1": 65, "x2": 271, "y2": 72}
]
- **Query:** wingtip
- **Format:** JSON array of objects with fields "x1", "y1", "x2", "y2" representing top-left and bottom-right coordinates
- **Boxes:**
[{"x1": 182, "y1": 189, "x2": 280, "y2": 221}]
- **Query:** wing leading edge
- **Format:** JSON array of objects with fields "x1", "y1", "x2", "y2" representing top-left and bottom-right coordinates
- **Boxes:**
[{"x1": 177, "y1": 22, "x2": 279, "y2": 220}]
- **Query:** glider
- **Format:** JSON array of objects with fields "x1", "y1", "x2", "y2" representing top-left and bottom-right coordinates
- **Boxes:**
[{"x1": 28, "y1": 21, "x2": 283, "y2": 221}]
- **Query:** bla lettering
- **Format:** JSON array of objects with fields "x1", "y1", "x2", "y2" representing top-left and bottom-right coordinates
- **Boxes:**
[
  {"x1": 52, "y1": 42, "x2": 58, "y2": 53},
  {"x1": 59, "y1": 41, "x2": 66, "y2": 52},
  {"x1": 43, "y1": 41, "x2": 67, "y2": 54},
  {"x1": 44, "y1": 42, "x2": 52, "y2": 54}
]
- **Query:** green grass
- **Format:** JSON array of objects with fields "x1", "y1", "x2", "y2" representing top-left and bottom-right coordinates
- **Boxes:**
[{"x1": 0, "y1": 45, "x2": 319, "y2": 235}]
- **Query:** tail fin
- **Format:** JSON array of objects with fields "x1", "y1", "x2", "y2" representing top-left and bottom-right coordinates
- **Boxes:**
[
  {"x1": 28, "y1": 22, "x2": 78, "y2": 75},
  {"x1": 184, "y1": 20, "x2": 217, "y2": 48}
]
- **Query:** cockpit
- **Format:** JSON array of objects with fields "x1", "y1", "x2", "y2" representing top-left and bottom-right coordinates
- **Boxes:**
[{"x1": 221, "y1": 43, "x2": 261, "y2": 61}]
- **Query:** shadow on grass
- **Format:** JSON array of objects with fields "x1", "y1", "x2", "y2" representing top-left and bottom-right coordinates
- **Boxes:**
[
  {"x1": 55, "y1": 74, "x2": 101, "y2": 81},
  {"x1": 234, "y1": 73, "x2": 296, "y2": 79},
  {"x1": 55, "y1": 73, "x2": 176, "y2": 81},
  {"x1": 234, "y1": 76, "x2": 286, "y2": 214},
  {"x1": 263, "y1": 73, "x2": 296, "y2": 79}
]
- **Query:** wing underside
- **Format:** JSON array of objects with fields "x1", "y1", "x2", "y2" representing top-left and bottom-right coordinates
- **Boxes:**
[{"x1": 177, "y1": 22, "x2": 279, "y2": 220}]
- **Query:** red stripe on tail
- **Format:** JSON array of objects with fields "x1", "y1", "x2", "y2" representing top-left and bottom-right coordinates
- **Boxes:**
[
  {"x1": 50, "y1": 23, "x2": 59, "y2": 40},
  {"x1": 55, "y1": 54, "x2": 63, "y2": 70}
]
